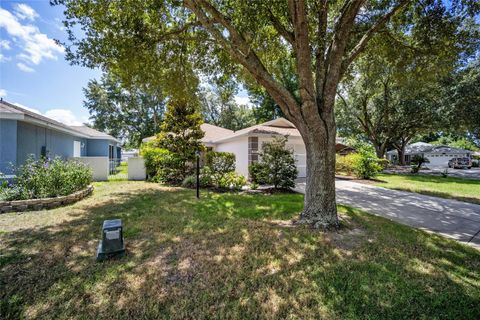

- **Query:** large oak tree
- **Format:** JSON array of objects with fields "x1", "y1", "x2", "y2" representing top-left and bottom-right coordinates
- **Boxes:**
[{"x1": 55, "y1": 0, "x2": 478, "y2": 228}]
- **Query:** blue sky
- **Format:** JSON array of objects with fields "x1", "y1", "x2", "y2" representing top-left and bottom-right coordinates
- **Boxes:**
[
  {"x1": 0, "y1": 1, "x2": 251, "y2": 126},
  {"x1": 0, "y1": 1, "x2": 101, "y2": 125}
]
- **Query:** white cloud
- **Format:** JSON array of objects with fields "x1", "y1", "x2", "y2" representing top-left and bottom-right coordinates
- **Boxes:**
[
  {"x1": 17, "y1": 62, "x2": 35, "y2": 72},
  {"x1": 0, "y1": 89, "x2": 6, "y2": 97},
  {"x1": 45, "y1": 109, "x2": 83, "y2": 126},
  {"x1": 13, "y1": 102, "x2": 84, "y2": 126},
  {"x1": 0, "y1": 40, "x2": 10, "y2": 50},
  {"x1": 234, "y1": 96, "x2": 252, "y2": 106},
  {"x1": 0, "y1": 6, "x2": 64, "y2": 67},
  {"x1": 13, "y1": 4, "x2": 39, "y2": 21}
]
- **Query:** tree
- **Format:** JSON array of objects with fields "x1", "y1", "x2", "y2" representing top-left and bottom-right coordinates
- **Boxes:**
[
  {"x1": 336, "y1": 13, "x2": 477, "y2": 162},
  {"x1": 257, "y1": 137, "x2": 298, "y2": 189},
  {"x1": 199, "y1": 86, "x2": 256, "y2": 130},
  {"x1": 83, "y1": 73, "x2": 166, "y2": 148},
  {"x1": 56, "y1": 0, "x2": 479, "y2": 229},
  {"x1": 441, "y1": 57, "x2": 480, "y2": 146},
  {"x1": 155, "y1": 100, "x2": 205, "y2": 181}
]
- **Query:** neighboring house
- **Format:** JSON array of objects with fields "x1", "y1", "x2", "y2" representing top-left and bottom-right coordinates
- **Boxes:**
[
  {"x1": 386, "y1": 142, "x2": 472, "y2": 167},
  {"x1": 143, "y1": 118, "x2": 348, "y2": 178},
  {"x1": 0, "y1": 100, "x2": 121, "y2": 177}
]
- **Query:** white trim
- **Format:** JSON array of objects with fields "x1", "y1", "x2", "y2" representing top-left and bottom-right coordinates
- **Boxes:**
[{"x1": 0, "y1": 113, "x2": 24, "y2": 120}]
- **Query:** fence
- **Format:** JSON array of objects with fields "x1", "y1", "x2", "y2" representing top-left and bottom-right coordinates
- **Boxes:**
[
  {"x1": 73, "y1": 157, "x2": 145, "y2": 181},
  {"x1": 73, "y1": 157, "x2": 109, "y2": 181}
]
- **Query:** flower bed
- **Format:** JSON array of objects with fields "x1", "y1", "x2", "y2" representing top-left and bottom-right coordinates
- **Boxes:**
[{"x1": 0, "y1": 185, "x2": 93, "y2": 213}]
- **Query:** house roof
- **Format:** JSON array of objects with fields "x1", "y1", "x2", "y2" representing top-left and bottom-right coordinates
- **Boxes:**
[
  {"x1": 387, "y1": 142, "x2": 471, "y2": 155},
  {"x1": 212, "y1": 118, "x2": 302, "y2": 143},
  {"x1": 142, "y1": 123, "x2": 234, "y2": 144},
  {"x1": 142, "y1": 117, "x2": 347, "y2": 145},
  {"x1": 0, "y1": 99, "x2": 119, "y2": 142},
  {"x1": 212, "y1": 118, "x2": 345, "y2": 144},
  {"x1": 70, "y1": 125, "x2": 119, "y2": 142}
]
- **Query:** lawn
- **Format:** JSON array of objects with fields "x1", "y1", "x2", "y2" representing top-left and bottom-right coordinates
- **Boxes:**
[
  {"x1": 374, "y1": 173, "x2": 480, "y2": 204},
  {"x1": 1, "y1": 181, "x2": 479, "y2": 319}
]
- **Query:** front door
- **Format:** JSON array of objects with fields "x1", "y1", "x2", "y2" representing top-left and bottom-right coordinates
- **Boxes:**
[{"x1": 73, "y1": 141, "x2": 81, "y2": 157}]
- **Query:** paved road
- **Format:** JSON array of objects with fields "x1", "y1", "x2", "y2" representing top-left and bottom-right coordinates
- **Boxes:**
[{"x1": 295, "y1": 180, "x2": 480, "y2": 248}]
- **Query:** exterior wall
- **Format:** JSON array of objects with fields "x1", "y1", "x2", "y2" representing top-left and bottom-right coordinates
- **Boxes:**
[
  {"x1": 86, "y1": 139, "x2": 110, "y2": 157},
  {"x1": 16, "y1": 121, "x2": 87, "y2": 165},
  {"x1": 214, "y1": 135, "x2": 307, "y2": 179},
  {"x1": 0, "y1": 119, "x2": 18, "y2": 175},
  {"x1": 86, "y1": 139, "x2": 120, "y2": 159},
  {"x1": 257, "y1": 135, "x2": 307, "y2": 178},
  {"x1": 73, "y1": 156, "x2": 109, "y2": 181},
  {"x1": 128, "y1": 157, "x2": 146, "y2": 180},
  {"x1": 215, "y1": 136, "x2": 249, "y2": 177}
]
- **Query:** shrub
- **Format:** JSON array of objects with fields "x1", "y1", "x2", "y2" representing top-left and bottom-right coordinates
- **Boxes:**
[
  {"x1": 181, "y1": 170, "x2": 214, "y2": 189},
  {"x1": 205, "y1": 151, "x2": 236, "y2": 186},
  {"x1": 140, "y1": 142, "x2": 185, "y2": 184},
  {"x1": 218, "y1": 172, "x2": 247, "y2": 190},
  {"x1": 205, "y1": 151, "x2": 235, "y2": 174},
  {"x1": 254, "y1": 137, "x2": 298, "y2": 189},
  {"x1": 336, "y1": 154, "x2": 356, "y2": 176},
  {"x1": 0, "y1": 156, "x2": 92, "y2": 201},
  {"x1": 352, "y1": 149, "x2": 383, "y2": 179},
  {"x1": 248, "y1": 162, "x2": 268, "y2": 184},
  {"x1": 411, "y1": 154, "x2": 429, "y2": 174}
]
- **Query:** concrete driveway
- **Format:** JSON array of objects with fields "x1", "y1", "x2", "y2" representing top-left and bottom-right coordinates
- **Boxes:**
[{"x1": 295, "y1": 180, "x2": 480, "y2": 248}]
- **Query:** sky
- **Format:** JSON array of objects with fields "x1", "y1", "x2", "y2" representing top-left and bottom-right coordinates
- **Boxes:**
[
  {"x1": 0, "y1": 1, "x2": 251, "y2": 126},
  {"x1": 0, "y1": 1, "x2": 104, "y2": 125}
]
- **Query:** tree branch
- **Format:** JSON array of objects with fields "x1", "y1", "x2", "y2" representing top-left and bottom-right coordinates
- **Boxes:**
[
  {"x1": 344, "y1": 0, "x2": 411, "y2": 68},
  {"x1": 323, "y1": 0, "x2": 365, "y2": 110},
  {"x1": 288, "y1": 0, "x2": 316, "y2": 112},
  {"x1": 267, "y1": 8, "x2": 295, "y2": 45},
  {"x1": 184, "y1": 0, "x2": 301, "y2": 122},
  {"x1": 315, "y1": 0, "x2": 328, "y2": 103}
]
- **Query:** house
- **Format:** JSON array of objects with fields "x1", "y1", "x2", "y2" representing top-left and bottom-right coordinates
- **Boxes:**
[
  {"x1": 143, "y1": 118, "x2": 348, "y2": 178},
  {"x1": 0, "y1": 99, "x2": 121, "y2": 177},
  {"x1": 386, "y1": 142, "x2": 472, "y2": 167}
]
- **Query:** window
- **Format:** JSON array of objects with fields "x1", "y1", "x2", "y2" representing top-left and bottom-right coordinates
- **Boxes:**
[{"x1": 248, "y1": 136, "x2": 259, "y2": 164}]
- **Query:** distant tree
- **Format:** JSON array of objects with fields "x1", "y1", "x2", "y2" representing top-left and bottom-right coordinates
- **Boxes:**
[
  {"x1": 83, "y1": 73, "x2": 165, "y2": 148},
  {"x1": 199, "y1": 86, "x2": 255, "y2": 130},
  {"x1": 335, "y1": 16, "x2": 477, "y2": 161},
  {"x1": 441, "y1": 57, "x2": 480, "y2": 146},
  {"x1": 155, "y1": 100, "x2": 205, "y2": 180}
]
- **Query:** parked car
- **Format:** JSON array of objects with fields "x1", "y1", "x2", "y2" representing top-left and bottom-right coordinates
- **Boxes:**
[{"x1": 447, "y1": 157, "x2": 472, "y2": 169}]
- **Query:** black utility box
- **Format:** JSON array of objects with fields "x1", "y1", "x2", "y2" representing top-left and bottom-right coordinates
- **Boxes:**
[{"x1": 96, "y1": 219, "x2": 125, "y2": 261}]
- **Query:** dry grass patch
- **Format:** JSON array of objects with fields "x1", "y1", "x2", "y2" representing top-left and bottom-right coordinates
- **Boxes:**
[{"x1": 1, "y1": 181, "x2": 479, "y2": 319}]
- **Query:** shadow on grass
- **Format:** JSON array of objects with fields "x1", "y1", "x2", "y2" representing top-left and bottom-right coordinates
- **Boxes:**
[
  {"x1": 382, "y1": 173, "x2": 480, "y2": 185},
  {"x1": 1, "y1": 183, "x2": 479, "y2": 319}
]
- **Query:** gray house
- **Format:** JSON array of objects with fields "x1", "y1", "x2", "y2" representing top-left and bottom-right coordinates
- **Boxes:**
[
  {"x1": 386, "y1": 142, "x2": 472, "y2": 167},
  {"x1": 0, "y1": 100, "x2": 120, "y2": 176}
]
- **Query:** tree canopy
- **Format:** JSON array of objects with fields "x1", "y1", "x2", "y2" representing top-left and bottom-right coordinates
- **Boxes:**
[
  {"x1": 83, "y1": 73, "x2": 166, "y2": 148},
  {"x1": 55, "y1": 0, "x2": 480, "y2": 228}
]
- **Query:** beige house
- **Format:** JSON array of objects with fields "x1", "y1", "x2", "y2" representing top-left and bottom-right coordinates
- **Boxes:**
[{"x1": 143, "y1": 118, "x2": 347, "y2": 178}]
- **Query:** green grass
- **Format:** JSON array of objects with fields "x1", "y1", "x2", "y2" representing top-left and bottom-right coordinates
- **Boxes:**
[
  {"x1": 374, "y1": 173, "x2": 480, "y2": 204},
  {"x1": 1, "y1": 181, "x2": 479, "y2": 319},
  {"x1": 108, "y1": 162, "x2": 128, "y2": 181}
]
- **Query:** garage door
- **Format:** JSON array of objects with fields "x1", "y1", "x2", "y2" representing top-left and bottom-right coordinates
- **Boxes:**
[
  {"x1": 426, "y1": 155, "x2": 453, "y2": 167},
  {"x1": 287, "y1": 143, "x2": 306, "y2": 178}
]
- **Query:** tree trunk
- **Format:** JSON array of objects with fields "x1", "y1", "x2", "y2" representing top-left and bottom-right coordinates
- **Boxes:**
[
  {"x1": 397, "y1": 145, "x2": 406, "y2": 165},
  {"x1": 296, "y1": 110, "x2": 338, "y2": 229},
  {"x1": 374, "y1": 143, "x2": 387, "y2": 159}
]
